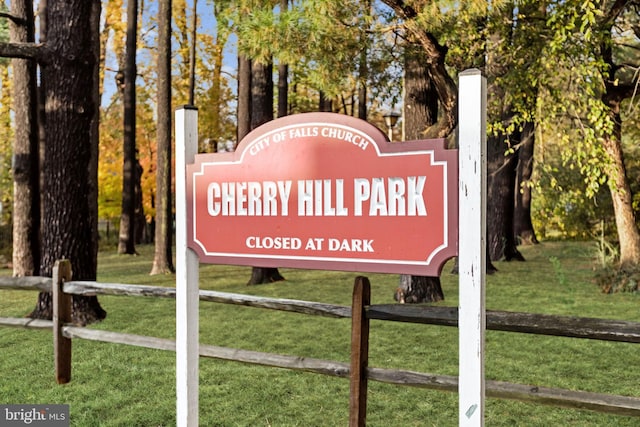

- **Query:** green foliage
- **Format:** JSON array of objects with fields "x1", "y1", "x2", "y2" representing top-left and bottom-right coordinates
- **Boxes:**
[
  {"x1": 532, "y1": 97, "x2": 640, "y2": 241},
  {"x1": 531, "y1": 152, "x2": 614, "y2": 239},
  {"x1": 232, "y1": 0, "x2": 401, "y2": 104},
  {"x1": 540, "y1": 0, "x2": 638, "y2": 198},
  {"x1": 98, "y1": 102, "x2": 125, "y2": 222},
  {"x1": 526, "y1": 0, "x2": 640, "y2": 243}
]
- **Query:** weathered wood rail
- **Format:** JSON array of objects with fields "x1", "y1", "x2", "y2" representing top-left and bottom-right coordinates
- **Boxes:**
[
  {"x1": 2, "y1": 268, "x2": 640, "y2": 419},
  {"x1": 3, "y1": 277, "x2": 638, "y2": 343}
]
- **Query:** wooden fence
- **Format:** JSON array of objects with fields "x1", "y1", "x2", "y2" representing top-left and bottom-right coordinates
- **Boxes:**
[{"x1": 2, "y1": 259, "x2": 640, "y2": 424}]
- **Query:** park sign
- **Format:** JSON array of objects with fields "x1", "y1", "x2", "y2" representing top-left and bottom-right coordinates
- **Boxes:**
[{"x1": 186, "y1": 112, "x2": 458, "y2": 276}]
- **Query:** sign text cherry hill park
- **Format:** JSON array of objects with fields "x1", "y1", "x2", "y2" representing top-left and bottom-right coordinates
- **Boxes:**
[{"x1": 186, "y1": 112, "x2": 458, "y2": 276}]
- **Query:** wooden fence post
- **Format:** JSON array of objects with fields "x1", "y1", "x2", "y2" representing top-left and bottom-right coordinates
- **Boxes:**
[
  {"x1": 349, "y1": 276, "x2": 371, "y2": 427},
  {"x1": 53, "y1": 259, "x2": 73, "y2": 384}
]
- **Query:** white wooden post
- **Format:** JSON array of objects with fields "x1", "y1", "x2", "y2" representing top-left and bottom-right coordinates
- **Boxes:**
[
  {"x1": 458, "y1": 69, "x2": 487, "y2": 426},
  {"x1": 176, "y1": 106, "x2": 200, "y2": 427}
]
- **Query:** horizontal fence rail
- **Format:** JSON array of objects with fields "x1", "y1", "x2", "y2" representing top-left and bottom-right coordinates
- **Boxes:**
[
  {"x1": 366, "y1": 305, "x2": 640, "y2": 343},
  {"x1": 0, "y1": 276, "x2": 53, "y2": 291},
  {"x1": 3, "y1": 319, "x2": 638, "y2": 417},
  {"x1": 2, "y1": 278, "x2": 639, "y2": 343},
  {"x1": 2, "y1": 275, "x2": 640, "y2": 417}
]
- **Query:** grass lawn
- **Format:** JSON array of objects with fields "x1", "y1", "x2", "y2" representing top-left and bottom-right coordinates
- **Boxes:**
[{"x1": 1, "y1": 241, "x2": 639, "y2": 426}]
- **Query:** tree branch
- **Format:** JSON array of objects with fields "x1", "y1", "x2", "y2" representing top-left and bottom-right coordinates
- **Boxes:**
[
  {"x1": 601, "y1": 0, "x2": 629, "y2": 27},
  {"x1": 0, "y1": 11, "x2": 26, "y2": 26},
  {"x1": 0, "y1": 41, "x2": 46, "y2": 61},
  {"x1": 606, "y1": 82, "x2": 637, "y2": 103},
  {"x1": 380, "y1": 0, "x2": 458, "y2": 138}
]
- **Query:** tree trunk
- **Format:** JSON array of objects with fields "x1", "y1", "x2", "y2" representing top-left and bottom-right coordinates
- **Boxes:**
[
  {"x1": 150, "y1": 0, "x2": 174, "y2": 275},
  {"x1": 602, "y1": 109, "x2": 640, "y2": 268},
  {"x1": 395, "y1": 43, "x2": 444, "y2": 303},
  {"x1": 134, "y1": 159, "x2": 146, "y2": 244},
  {"x1": 485, "y1": 15, "x2": 523, "y2": 263},
  {"x1": 395, "y1": 275, "x2": 444, "y2": 303},
  {"x1": 487, "y1": 132, "x2": 524, "y2": 262},
  {"x1": 512, "y1": 2, "x2": 542, "y2": 246},
  {"x1": 403, "y1": 44, "x2": 438, "y2": 140},
  {"x1": 88, "y1": 0, "x2": 101, "y2": 277},
  {"x1": 29, "y1": 0, "x2": 106, "y2": 326},
  {"x1": 237, "y1": 55, "x2": 251, "y2": 143},
  {"x1": 205, "y1": 42, "x2": 224, "y2": 149},
  {"x1": 247, "y1": 59, "x2": 284, "y2": 285},
  {"x1": 277, "y1": 0, "x2": 288, "y2": 118},
  {"x1": 247, "y1": 267, "x2": 284, "y2": 286},
  {"x1": 37, "y1": 0, "x2": 47, "y2": 234},
  {"x1": 514, "y1": 122, "x2": 538, "y2": 245},
  {"x1": 250, "y1": 60, "x2": 273, "y2": 126},
  {"x1": 380, "y1": 1, "x2": 458, "y2": 139},
  {"x1": 357, "y1": 79, "x2": 366, "y2": 120},
  {"x1": 10, "y1": 0, "x2": 40, "y2": 277},
  {"x1": 357, "y1": 35, "x2": 367, "y2": 120},
  {"x1": 277, "y1": 60, "x2": 288, "y2": 118},
  {"x1": 598, "y1": 15, "x2": 640, "y2": 269},
  {"x1": 318, "y1": 91, "x2": 332, "y2": 112},
  {"x1": 117, "y1": 0, "x2": 138, "y2": 255}
]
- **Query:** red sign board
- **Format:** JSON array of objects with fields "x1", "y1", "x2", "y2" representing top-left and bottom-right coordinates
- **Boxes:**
[{"x1": 186, "y1": 112, "x2": 458, "y2": 275}]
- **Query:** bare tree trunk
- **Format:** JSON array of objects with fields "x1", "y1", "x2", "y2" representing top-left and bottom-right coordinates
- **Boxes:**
[
  {"x1": 403, "y1": 44, "x2": 438, "y2": 140},
  {"x1": 134, "y1": 159, "x2": 145, "y2": 244},
  {"x1": 187, "y1": 0, "x2": 197, "y2": 105},
  {"x1": 514, "y1": 122, "x2": 538, "y2": 245},
  {"x1": 357, "y1": 24, "x2": 368, "y2": 120},
  {"x1": 487, "y1": 132, "x2": 524, "y2": 261},
  {"x1": 237, "y1": 55, "x2": 252, "y2": 143},
  {"x1": 485, "y1": 7, "x2": 523, "y2": 263},
  {"x1": 602, "y1": 112, "x2": 640, "y2": 268},
  {"x1": 10, "y1": 0, "x2": 40, "y2": 277},
  {"x1": 318, "y1": 91, "x2": 332, "y2": 112},
  {"x1": 251, "y1": 60, "x2": 273, "y2": 129},
  {"x1": 37, "y1": 0, "x2": 47, "y2": 233},
  {"x1": 395, "y1": 275, "x2": 444, "y2": 303},
  {"x1": 395, "y1": 44, "x2": 444, "y2": 303},
  {"x1": 277, "y1": 0, "x2": 288, "y2": 118},
  {"x1": 277, "y1": 61, "x2": 288, "y2": 118},
  {"x1": 382, "y1": 0, "x2": 457, "y2": 138},
  {"x1": 29, "y1": 0, "x2": 106, "y2": 326},
  {"x1": 89, "y1": 0, "x2": 101, "y2": 272},
  {"x1": 599, "y1": 9, "x2": 640, "y2": 269},
  {"x1": 150, "y1": 0, "x2": 174, "y2": 275},
  {"x1": 118, "y1": 0, "x2": 138, "y2": 255},
  {"x1": 248, "y1": 60, "x2": 284, "y2": 285},
  {"x1": 357, "y1": 69, "x2": 367, "y2": 120}
]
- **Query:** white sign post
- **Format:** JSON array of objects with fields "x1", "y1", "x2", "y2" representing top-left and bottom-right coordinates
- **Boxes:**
[
  {"x1": 174, "y1": 69, "x2": 486, "y2": 426},
  {"x1": 176, "y1": 106, "x2": 200, "y2": 427},
  {"x1": 458, "y1": 69, "x2": 487, "y2": 426}
]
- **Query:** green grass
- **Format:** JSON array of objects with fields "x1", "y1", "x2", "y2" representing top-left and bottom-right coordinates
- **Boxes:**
[{"x1": 1, "y1": 241, "x2": 639, "y2": 426}]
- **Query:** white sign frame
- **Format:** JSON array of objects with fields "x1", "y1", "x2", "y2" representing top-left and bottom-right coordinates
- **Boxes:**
[
  {"x1": 458, "y1": 69, "x2": 487, "y2": 426},
  {"x1": 175, "y1": 70, "x2": 487, "y2": 426},
  {"x1": 176, "y1": 106, "x2": 200, "y2": 427}
]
